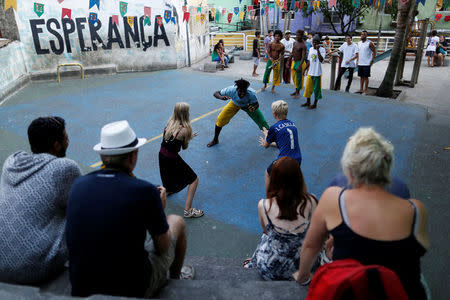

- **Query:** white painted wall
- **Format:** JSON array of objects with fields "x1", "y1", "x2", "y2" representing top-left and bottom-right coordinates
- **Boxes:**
[
  {"x1": 11, "y1": 0, "x2": 209, "y2": 73},
  {"x1": 0, "y1": 41, "x2": 27, "y2": 92}
]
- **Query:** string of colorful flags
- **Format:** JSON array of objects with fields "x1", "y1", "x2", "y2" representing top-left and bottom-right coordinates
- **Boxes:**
[{"x1": 9, "y1": 0, "x2": 443, "y2": 25}]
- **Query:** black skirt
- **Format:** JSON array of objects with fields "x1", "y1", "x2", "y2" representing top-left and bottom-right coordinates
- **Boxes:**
[{"x1": 159, "y1": 152, "x2": 197, "y2": 193}]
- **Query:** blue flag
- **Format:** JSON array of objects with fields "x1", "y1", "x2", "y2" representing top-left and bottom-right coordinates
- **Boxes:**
[
  {"x1": 290, "y1": 0, "x2": 296, "y2": 9},
  {"x1": 416, "y1": 0, "x2": 426, "y2": 5},
  {"x1": 89, "y1": 0, "x2": 100, "y2": 10}
]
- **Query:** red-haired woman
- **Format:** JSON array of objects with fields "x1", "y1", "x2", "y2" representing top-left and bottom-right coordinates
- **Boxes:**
[{"x1": 243, "y1": 157, "x2": 320, "y2": 280}]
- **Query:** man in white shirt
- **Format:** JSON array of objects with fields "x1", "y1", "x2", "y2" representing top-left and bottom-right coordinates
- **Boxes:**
[
  {"x1": 281, "y1": 30, "x2": 294, "y2": 84},
  {"x1": 352, "y1": 30, "x2": 376, "y2": 95},
  {"x1": 333, "y1": 34, "x2": 357, "y2": 92},
  {"x1": 302, "y1": 37, "x2": 326, "y2": 109}
]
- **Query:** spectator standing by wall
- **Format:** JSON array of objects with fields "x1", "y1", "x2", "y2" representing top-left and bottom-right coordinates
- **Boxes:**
[
  {"x1": 281, "y1": 30, "x2": 294, "y2": 84},
  {"x1": 425, "y1": 30, "x2": 440, "y2": 67},
  {"x1": 353, "y1": 30, "x2": 375, "y2": 95},
  {"x1": 264, "y1": 30, "x2": 274, "y2": 60},
  {"x1": 333, "y1": 34, "x2": 357, "y2": 92},
  {"x1": 252, "y1": 31, "x2": 261, "y2": 76}
]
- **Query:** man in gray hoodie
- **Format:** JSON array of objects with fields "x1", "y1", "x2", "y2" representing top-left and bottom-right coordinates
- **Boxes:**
[{"x1": 0, "y1": 116, "x2": 81, "y2": 284}]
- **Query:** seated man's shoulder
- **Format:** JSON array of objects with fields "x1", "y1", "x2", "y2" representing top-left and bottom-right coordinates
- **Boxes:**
[{"x1": 48, "y1": 157, "x2": 81, "y2": 176}]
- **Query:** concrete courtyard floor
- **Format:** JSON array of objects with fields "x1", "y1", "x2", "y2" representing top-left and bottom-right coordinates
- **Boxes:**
[{"x1": 0, "y1": 56, "x2": 448, "y2": 299}]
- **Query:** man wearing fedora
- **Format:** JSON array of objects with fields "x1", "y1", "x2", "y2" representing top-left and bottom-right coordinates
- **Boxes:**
[{"x1": 66, "y1": 120, "x2": 192, "y2": 298}]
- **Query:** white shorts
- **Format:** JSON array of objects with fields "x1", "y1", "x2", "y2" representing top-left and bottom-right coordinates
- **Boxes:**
[{"x1": 253, "y1": 57, "x2": 260, "y2": 66}]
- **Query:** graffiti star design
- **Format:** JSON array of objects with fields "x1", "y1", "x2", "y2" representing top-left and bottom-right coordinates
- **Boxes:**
[{"x1": 34, "y1": 3, "x2": 44, "y2": 17}]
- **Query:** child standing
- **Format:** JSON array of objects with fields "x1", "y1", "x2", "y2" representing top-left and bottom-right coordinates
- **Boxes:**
[
  {"x1": 302, "y1": 37, "x2": 325, "y2": 109},
  {"x1": 259, "y1": 100, "x2": 302, "y2": 190},
  {"x1": 252, "y1": 31, "x2": 261, "y2": 76},
  {"x1": 159, "y1": 102, "x2": 204, "y2": 218}
]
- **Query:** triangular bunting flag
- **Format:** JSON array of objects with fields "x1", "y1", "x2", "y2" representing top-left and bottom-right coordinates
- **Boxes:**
[
  {"x1": 183, "y1": 12, "x2": 190, "y2": 23},
  {"x1": 182, "y1": 6, "x2": 187, "y2": 13},
  {"x1": 119, "y1": 1, "x2": 127, "y2": 17},
  {"x1": 290, "y1": 0, "x2": 296, "y2": 9},
  {"x1": 164, "y1": 10, "x2": 172, "y2": 23},
  {"x1": 144, "y1": 6, "x2": 151, "y2": 19},
  {"x1": 197, "y1": 6, "x2": 201, "y2": 13},
  {"x1": 89, "y1": 12, "x2": 98, "y2": 24},
  {"x1": 89, "y1": 0, "x2": 100, "y2": 10},
  {"x1": 215, "y1": 11, "x2": 220, "y2": 21},
  {"x1": 112, "y1": 14, "x2": 119, "y2": 26},
  {"x1": 57, "y1": 0, "x2": 64, "y2": 3},
  {"x1": 234, "y1": 7, "x2": 239, "y2": 15},
  {"x1": 34, "y1": 3, "x2": 44, "y2": 17},
  {"x1": 4, "y1": 0, "x2": 16, "y2": 11},
  {"x1": 239, "y1": 11, "x2": 245, "y2": 21},
  {"x1": 157, "y1": 16, "x2": 163, "y2": 27},
  {"x1": 127, "y1": 16, "x2": 134, "y2": 27},
  {"x1": 227, "y1": 12, "x2": 233, "y2": 23},
  {"x1": 171, "y1": 17, "x2": 176, "y2": 24},
  {"x1": 329, "y1": 0, "x2": 337, "y2": 8},
  {"x1": 416, "y1": 0, "x2": 425, "y2": 5},
  {"x1": 62, "y1": 8, "x2": 71, "y2": 19},
  {"x1": 200, "y1": 13, "x2": 205, "y2": 24}
]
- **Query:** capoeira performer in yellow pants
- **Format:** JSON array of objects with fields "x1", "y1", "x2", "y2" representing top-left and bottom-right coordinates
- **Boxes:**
[
  {"x1": 207, "y1": 79, "x2": 270, "y2": 147},
  {"x1": 302, "y1": 37, "x2": 326, "y2": 109}
]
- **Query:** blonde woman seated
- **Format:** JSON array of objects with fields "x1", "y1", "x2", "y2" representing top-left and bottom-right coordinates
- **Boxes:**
[
  {"x1": 243, "y1": 157, "x2": 320, "y2": 280},
  {"x1": 293, "y1": 127, "x2": 429, "y2": 300},
  {"x1": 159, "y1": 102, "x2": 203, "y2": 218}
]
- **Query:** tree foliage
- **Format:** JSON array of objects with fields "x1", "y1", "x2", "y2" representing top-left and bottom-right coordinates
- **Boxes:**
[{"x1": 318, "y1": 0, "x2": 371, "y2": 35}]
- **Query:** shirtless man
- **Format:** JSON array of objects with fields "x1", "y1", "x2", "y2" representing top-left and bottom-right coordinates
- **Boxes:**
[
  {"x1": 262, "y1": 30, "x2": 285, "y2": 94},
  {"x1": 290, "y1": 30, "x2": 307, "y2": 99}
]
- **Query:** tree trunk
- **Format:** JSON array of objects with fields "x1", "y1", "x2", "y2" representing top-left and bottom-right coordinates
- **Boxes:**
[{"x1": 375, "y1": 0, "x2": 415, "y2": 98}]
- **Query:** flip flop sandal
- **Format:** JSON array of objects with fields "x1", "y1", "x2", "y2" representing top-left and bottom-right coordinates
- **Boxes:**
[{"x1": 180, "y1": 265, "x2": 195, "y2": 280}]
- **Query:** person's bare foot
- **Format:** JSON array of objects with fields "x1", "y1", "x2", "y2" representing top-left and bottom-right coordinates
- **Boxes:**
[
  {"x1": 355, "y1": 90, "x2": 363, "y2": 94},
  {"x1": 252, "y1": 73, "x2": 259, "y2": 77},
  {"x1": 293, "y1": 93, "x2": 299, "y2": 99},
  {"x1": 290, "y1": 91, "x2": 297, "y2": 96},
  {"x1": 271, "y1": 87, "x2": 275, "y2": 94},
  {"x1": 207, "y1": 139, "x2": 219, "y2": 147},
  {"x1": 308, "y1": 104, "x2": 317, "y2": 109},
  {"x1": 261, "y1": 86, "x2": 266, "y2": 91},
  {"x1": 301, "y1": 101, "x2": 310, "y2": 107}
]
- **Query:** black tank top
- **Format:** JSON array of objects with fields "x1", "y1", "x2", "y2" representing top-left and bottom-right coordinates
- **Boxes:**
[
  {"x1": 160, "y1": 127, "x2": 184, "y2": 156},
  {"x1": 331, "y1": 189, "x2": 427, "y2": 300}
]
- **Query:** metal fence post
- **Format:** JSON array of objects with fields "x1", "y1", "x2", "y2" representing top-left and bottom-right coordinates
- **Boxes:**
[{"x1": 330, "y1": 53, "x2": 337, "y2": 90}]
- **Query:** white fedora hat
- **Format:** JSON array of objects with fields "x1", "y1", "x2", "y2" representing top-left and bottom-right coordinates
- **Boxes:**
[{"x1": 93, "y1": 120, "x2": 147, "y2": 155}]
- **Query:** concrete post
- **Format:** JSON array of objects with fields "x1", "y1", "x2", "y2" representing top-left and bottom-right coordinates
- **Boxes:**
[{"x1": 330, "y1": 53, "x2": 337, "y2": 90}]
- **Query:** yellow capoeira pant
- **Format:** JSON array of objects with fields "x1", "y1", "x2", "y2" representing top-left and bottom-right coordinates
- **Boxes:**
[
  {"x1": 263, "y1": 60, "x2": 281, "y2": 86},
  {"x1": 303, "y1": 75, "x2": 322, "y2": 100},
  {"x1": 216, "y1": 100, "x2": 269, "y2": 130},
  {"x1": 292, "y1": 61, "x2": 307, "y2": 91}
]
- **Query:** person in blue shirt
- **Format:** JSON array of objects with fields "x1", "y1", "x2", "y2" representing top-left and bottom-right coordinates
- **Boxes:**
[
  {"x1": 207, "y1": 79, "x2": 270, "y2": 147},
  {"x1": 259, "y1": 100, "x2": 302, "y2": 189}
]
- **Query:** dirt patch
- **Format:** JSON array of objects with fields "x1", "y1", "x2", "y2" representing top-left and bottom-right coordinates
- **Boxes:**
[{"x1": 366, "y1": 87, "x2": 402, "y2": 99}]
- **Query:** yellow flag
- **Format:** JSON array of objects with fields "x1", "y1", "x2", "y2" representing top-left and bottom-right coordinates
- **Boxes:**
[
  {"x1": 5, "y1": 0, "x2": 17, "y2": 11},
  {"x1": 239, "y1": 11, "x2": 245, "y2": 21},
  {"x1": 200, "y1": 13, "x2": 205, "y2": 24},
  {"x1": 211, "y1": 7, "x2": 216, "y2": 16},
  {"x1": 127, "y1": 16, "x2": 134, "y2": 27},
  {"x1": 196, "y1": 14, "x2": 200, "y2": 22}
]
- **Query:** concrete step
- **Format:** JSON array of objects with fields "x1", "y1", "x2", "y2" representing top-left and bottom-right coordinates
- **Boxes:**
[
  {"x1": 30, "y1": 64, "x2": 117, "y2": 81},
  {"x1": 158, "y1": 279, "x2": 308, "y2": 300},
  {"x1": 37, "y1": 256, "x2": 299, "y2": 299}
]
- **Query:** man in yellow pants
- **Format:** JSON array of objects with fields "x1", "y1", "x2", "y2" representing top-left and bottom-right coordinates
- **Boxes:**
[
  {"x1": 302, "y1": 38, "x2": 325, "y2": 109},
  {"x1": 290, "y1": 30, "x2": 307, "y2": 99},
  {"x1": 207, "y1": 79, "x2": 270, "y2": 147},
  {"x1": 262, "y1": 30, "x2": 285, "y2": 94}
]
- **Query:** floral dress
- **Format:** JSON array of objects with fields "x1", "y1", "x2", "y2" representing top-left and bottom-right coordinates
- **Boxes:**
[{"x1": 247, "y1": 198, "x2": 320, "y2": 280}]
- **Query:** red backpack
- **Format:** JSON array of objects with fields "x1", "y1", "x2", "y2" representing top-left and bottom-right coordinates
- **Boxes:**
[{"x1": 306, "y1": 259, "x2": 409, "y2": 300}]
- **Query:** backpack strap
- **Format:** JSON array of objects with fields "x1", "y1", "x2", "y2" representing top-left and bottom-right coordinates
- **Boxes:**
[
  {"x1": 407, "y1": 199, "x2": 419, "y2": 236},
  {"x1": 338, "y1": 188, "x2": 351, "y2": 228}
]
